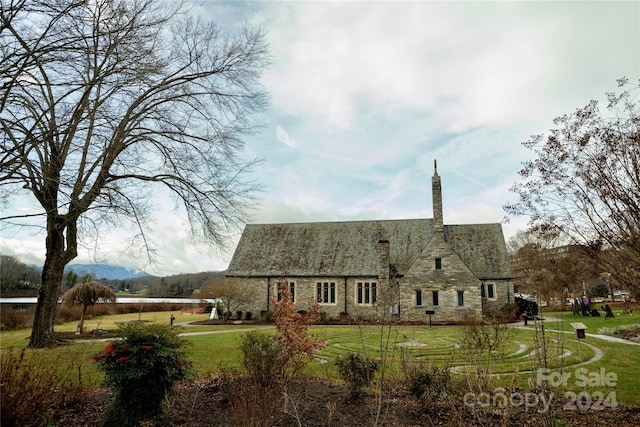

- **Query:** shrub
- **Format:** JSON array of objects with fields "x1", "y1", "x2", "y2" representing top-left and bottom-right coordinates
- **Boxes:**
[
  {"x1": 335, "y1": 352, "x2": 379, "y2": 397},
  {"x1": 406, "y1": 364, "x2": 451, "y2": 404},
  {"x1": 1, "y1": 348, "x2": 85, "y2": 426},
  {"x1": 217, "y1": 370, "x2": 280, "y2": 427},
  {"x1": 239, "y1": 330, "x2": 283, "y2": 387},
  {"x1": 0, "y1": 307, "x2": 33, "y2": 330},
  {"x1": 459, "y1": 311, "x2": 512, "y2": 393},
  {"x1": 272, "y1": 276, "x2": 326, "y2": 378},
  {"x1": 92, "y1": 322, "x2": 191, "y2": 426},
  {"x1": 55, "y1": 303, "x2": 83, "y2": 323},
  {"x1": 339, "y1": 312, "x2": 353, "y2": 323},
  {"x1": 486, "y1": 303, "x2": 518, "y2": 323}
]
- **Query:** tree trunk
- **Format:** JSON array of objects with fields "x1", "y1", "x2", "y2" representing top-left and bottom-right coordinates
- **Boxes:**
[
  {"x1": 77, "y1": 304, "x2": 88, "y2": 334},
  {"x1": 29, "y1": 216, "x2": 76, "y2": 348},
  {"x1": 29, "y1": 250, "x2": 66, "y2": 347}
]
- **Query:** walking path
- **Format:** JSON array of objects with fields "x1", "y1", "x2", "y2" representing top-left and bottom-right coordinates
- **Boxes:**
[
  {"x1": 176, "y1": 324, "x2": 274, "y2": 337},
  {"x1": 513, "y1": 316, "x2": 640, "y2": 346}
]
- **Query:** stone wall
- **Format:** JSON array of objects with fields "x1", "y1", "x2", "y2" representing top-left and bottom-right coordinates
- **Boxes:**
[
  {"x1": 224, "y1": 275, "x2": 391, "y2": 320},
  {"x1": 399, "y1": 233, "x2": 482, "y2": 323},
  {"x1": 481, "y1": 280, "x2": 516, "y2": 317},
  {"x1": 226, "y1": 276, "x2": 511, "y2": 323}
]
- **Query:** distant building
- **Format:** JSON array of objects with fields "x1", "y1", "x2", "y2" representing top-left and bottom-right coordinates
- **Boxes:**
[{"x1": 225, "y1": 161, "x2": 513, "y2": 323}]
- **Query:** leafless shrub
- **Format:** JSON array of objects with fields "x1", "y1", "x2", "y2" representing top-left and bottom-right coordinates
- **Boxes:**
[
  {"x1": 0, "y1": 348, "x2": 89, "y2": 426},
  {"x1": 0, "y1": 307, "x2": 33, "y2": 330},
  {"x1": 459, "y1": 310, "x2": 512, "y2": 393},
  {"x1": 218, "y1": 370, "x2": 281, "y2": 427}
]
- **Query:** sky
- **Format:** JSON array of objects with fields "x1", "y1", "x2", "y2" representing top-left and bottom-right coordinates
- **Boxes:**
[{"x1": 1, "y1": 1, "x2": 639, "y2": 276}]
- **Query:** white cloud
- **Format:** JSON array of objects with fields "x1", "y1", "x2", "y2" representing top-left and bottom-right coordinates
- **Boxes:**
[
  {"x1": 264, "y1": 1, "x2": 637, "y2": 135},
  {"x1": 0, "y1": 237, "x2": 45, "y2": 267},
  {"x1": 275, "y1": 125, "x2": 298, "y2": 148},
  {"x1": 263, "y1": 2, "x2": 552, "y2": 133},
  {"x1": 3, "y1": 1, "x2": 638, "y2": 275}
]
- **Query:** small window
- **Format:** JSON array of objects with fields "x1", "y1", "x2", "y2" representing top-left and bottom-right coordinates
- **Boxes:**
[
  {"x1": 435, "y1": 258, "x2": 442, "y2": 270},
  {"x1": 277, "y1": 281, "x2": 295, "y2": 302},
  {"x1": 432, "y1": 291, "x2": 439, "y2": 306},
  {"x1": 416, "y1": 290, "x2": 423, "y2": 306},
  {"x1": 482, "y1": 283, "x2": 495, "y2": 300},
  {"x1": 357, "y1": 282, "x2": 377, "y2": 304},
  {"x1": 317, "y1": 282, "x2": 336, "y2": 304},
  {"x1": 457, "y1": 290, "x2": 464, "y2": 306}
]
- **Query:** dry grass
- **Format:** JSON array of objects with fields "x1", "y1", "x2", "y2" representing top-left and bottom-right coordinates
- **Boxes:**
[{"x1": 0, "y1": 347, "x2": 91, "y2": 427}]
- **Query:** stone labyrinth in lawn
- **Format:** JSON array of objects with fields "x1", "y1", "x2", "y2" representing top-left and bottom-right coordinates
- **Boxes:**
[{"x1": 315, "y1": 335, "x2": 604, "y2": 377}]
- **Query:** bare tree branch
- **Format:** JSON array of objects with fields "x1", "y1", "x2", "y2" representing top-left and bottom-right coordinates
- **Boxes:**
[
  {"x1": 505, "y1": 79, "x2": 640, "y2": 295},
  {"x1": 0, "y1": 0, "x2": 269, "y2": 347}
]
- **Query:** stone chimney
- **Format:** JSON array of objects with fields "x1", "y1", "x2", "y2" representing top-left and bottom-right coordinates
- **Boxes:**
[{"x1": 432, "y1": 159, "x2": 444, "y2": 234}]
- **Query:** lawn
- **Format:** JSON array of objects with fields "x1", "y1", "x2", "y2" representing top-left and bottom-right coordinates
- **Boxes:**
[
  {"x1": 2, "y1": 310, "x2": 639, "y2": 406},
  {"x1": 539, "y1": 307, "x2": 640, "y2": 335}
]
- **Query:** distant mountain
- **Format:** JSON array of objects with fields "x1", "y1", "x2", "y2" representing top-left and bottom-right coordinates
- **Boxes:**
[{"x1": 65, "y1": 264, "x2": 152, "y2": 280}]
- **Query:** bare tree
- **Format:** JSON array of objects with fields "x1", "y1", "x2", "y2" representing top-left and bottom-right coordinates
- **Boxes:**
[
  {"x1": 508, "y1": 230, "x2": 558, "y2": 307},
  {"x1": 508, "y1": 229, "x2": 600, "y2": 308},
  {"x1": 0, "y1": 255, "x2": 40, "y2": 291},
  {"x1": 0, "y1": 0, "x2": 269, "y2": 347},
  {"x1": 62, "y1": 280, "x2": 116, "y2": 334},
  {"x1": 505, "y1": 78, "x2": 640, "y2": 297},
  {"x1": 202, "y1": 279, "x2": 245, "y2": 320}
]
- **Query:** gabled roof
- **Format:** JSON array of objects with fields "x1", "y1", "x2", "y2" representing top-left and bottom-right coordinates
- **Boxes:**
[{"x1": 226, "y1": 219, "x2": 512, "y2": 280}]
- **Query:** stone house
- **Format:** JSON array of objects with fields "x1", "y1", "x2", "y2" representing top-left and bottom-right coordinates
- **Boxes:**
[{"x1": 225, "y1": 162, "x2": 514, "y2": 323}]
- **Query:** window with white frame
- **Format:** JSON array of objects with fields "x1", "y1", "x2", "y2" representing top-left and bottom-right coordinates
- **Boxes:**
[
  {"x1": 481, "y1": 282, "x2": 495, "y2": 300},
  {"x1": 357, "y1": 282, "x2": 377, "y2": 304},
  {"x1": 317, "y1": 282, "x2": 336, "y2": 304}
]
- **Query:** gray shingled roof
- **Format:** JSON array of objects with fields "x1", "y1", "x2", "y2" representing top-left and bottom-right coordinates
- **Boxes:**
[{"x1": 226, "y1": 219, "x2": 512, "y2": 280}]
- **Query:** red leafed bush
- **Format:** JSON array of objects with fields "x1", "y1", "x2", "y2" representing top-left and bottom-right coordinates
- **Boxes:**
[
  {"x1": 92, "y1": 322, "x2": 191, "y2": 426},
  {"x1": 272, "y1": 275, "x2": 327, "y2": 377}
]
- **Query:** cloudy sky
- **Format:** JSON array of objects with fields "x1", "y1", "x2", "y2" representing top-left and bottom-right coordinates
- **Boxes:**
[{"x1": 1, "y1": 1, "x2": 638, "y2": 276}]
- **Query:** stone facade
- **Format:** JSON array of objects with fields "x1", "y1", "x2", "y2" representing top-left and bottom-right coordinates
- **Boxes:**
[
  {"x1": 225, "y1": 274, "x2": 400, "y2": 320},
  {"x1": 225, "y1": 162, "x2": 513, "y2": 323},
  {"x1": 399, "y1": 232, "x2": 483, "y2": 322}
]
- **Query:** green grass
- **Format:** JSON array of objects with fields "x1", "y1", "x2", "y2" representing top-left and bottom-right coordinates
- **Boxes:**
[
  {"x1": 540, "y1": 308, "x2": 640, "y2": 334},
  {"x1": 2, "y1": 311, "x2": 639, "y2": 406},
  {"x1": 187, "y1": 331, "x2": 257, "y2": 372}
]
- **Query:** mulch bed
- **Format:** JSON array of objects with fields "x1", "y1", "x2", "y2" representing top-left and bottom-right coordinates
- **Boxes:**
[
  {"x1": 51, "y1": 376, "x2": 640, "y2": 427},
  {"x1": 613, "y1": 327, "x2": 640, "y2": 342},
  {"x1": 55, "y1": 330, "x2": 122, "y2": 341}
]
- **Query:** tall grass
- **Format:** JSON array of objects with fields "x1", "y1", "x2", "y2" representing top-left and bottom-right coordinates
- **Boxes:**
[{"x1": 0, "y1": 347, "x2": 94, "y2": 426}]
